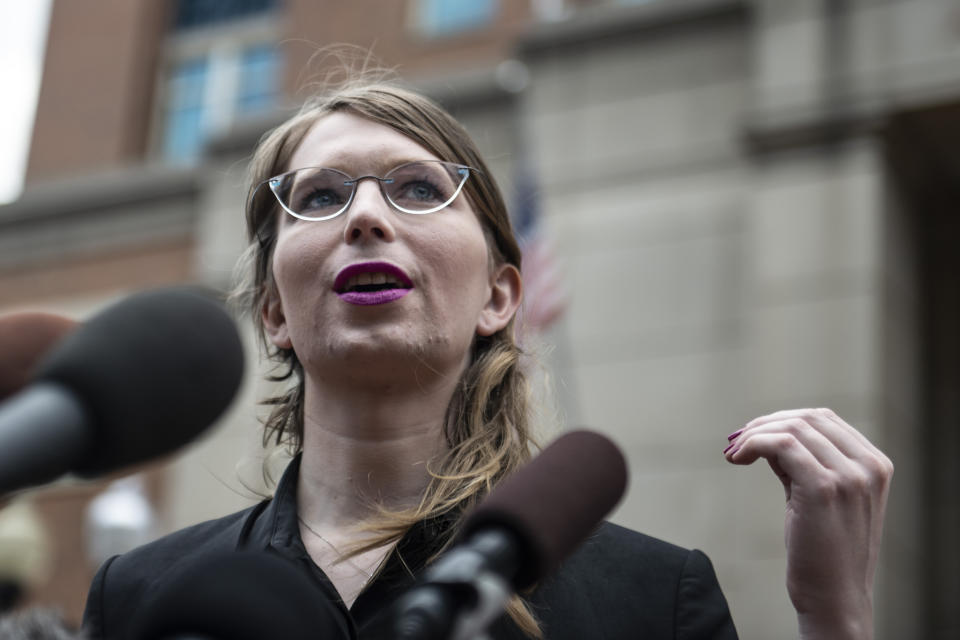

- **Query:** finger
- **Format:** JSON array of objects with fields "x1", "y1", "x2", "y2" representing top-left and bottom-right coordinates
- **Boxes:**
[
  {"x1": 745, "y1": 408, "x2": 872, "y2": 452},
  {"x1": 725, "y1": 431, "x2": 830, "y2": 490},
  {"x1": 726, "y1": 432, "x2": 828, "y2": 508},
  {"x1": 730, "y1": 417, "x2": 857, "y2": 474},
  {"x1": 742, "y1": 408, "x2": 883, "y2": 464}
]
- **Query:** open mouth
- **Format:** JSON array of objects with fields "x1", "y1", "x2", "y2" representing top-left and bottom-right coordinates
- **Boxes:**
[
  {"x1": 338, "y1": 271, "x2": 412, "y2": 294},
  {"x1": 333, "y1": 262, "x2": 414, "y2": 305}
]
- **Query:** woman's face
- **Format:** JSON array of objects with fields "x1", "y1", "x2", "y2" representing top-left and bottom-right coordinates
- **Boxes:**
[{"x1": 262, "y1": 112, "x2": 519, "y2": 386}]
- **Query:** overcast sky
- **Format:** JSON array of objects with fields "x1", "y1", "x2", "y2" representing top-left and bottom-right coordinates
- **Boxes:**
[{"x1": 0, "y1": 0, "x2": 52, "y2": 204}]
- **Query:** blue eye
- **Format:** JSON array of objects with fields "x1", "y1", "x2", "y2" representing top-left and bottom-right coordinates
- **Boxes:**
[
  {"x1": 301, "y1": 189, "x2": 344, "y2": 211},
  {"x1": 406, "y1": 182, "x2": 442, "y2": 202}
]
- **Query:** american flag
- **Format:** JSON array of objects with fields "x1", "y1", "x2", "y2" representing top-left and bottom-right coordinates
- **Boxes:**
[{"x1": 511, "y1": 161, "x2": 568, "y2": 338}]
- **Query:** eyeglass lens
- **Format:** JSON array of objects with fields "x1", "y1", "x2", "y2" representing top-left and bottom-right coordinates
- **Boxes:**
[{"x1": 271, "y1": 161, "x2": 469, "y2": 220}]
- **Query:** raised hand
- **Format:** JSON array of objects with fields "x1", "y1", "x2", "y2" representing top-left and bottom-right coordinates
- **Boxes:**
[{"x1": 724, "y1": 408, "x2": 893, "y2": 640}]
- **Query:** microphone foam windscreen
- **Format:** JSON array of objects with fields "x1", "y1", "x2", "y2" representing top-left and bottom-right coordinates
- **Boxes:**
[
  {"x1": 460, "y1": 430, "x2": 628, "y2": 589},
  {"x1": 0, "y1": 312, "x2": 76, "y2": 401},
  {"x1": 131, "y1": 552, "x2": 342, "y2": 640},
  {"x1": 35, "y1": 287, "x2": 244, "y2": 475}
]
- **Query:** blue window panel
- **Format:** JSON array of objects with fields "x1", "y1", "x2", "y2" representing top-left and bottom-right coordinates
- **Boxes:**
[
  {"x1": 174, "y1": 0, "x2": 278, "y2": 31},
  {"x1": 236, "y1": 44, "x2": 281, "y2": 116},
  {"x1": 163, "y1": 106, "x2": 205, "y2": 162},
  {"x1": 163, "y1": 57, "x2": 210, "y2": 162},
  {"x1": 168, "y1": 58, "x2": 208, "y2": 108},
  {"x1": 418, "y1": 0, "x2": 497, "y2": 36}
]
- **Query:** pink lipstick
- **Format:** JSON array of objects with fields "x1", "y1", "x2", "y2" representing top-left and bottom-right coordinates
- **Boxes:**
[{"x1": 333, "y1": 261, "x2": 413, "y2": 306}]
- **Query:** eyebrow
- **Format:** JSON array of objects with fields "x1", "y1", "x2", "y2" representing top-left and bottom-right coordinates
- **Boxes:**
[{"x1": 289, "y1": 154, "x2": 439, "y2": 175}]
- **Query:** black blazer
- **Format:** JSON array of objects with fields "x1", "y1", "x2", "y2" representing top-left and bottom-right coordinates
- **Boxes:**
[{"x1": 83, "y1": 457, "x2": 738, "y2": 639}]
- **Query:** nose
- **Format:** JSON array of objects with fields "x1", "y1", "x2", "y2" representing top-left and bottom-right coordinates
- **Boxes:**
[{"x1": 343, "y1": 178, "x2": 396, "y2": 244}]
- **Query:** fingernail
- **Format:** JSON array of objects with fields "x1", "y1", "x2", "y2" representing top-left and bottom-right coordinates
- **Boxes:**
[
  {"x1": 726, "y1": 428, "x2": 743, "y2": 441},
  {"x1": 723, "y1": 441, "x2": 736, "y2": 454}
]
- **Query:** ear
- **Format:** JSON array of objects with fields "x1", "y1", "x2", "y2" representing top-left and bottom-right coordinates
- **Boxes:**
[
  {"x1": 261, "y1": 287, "x2": 293, "y2": 349},
  {"x1": 476, "y1": 263, "x2": 523, "y2": 337}
]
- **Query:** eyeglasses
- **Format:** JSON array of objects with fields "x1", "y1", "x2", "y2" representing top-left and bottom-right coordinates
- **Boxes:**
[{"x1": 258, "y1": 160, "x2": 475, "y2": 222}]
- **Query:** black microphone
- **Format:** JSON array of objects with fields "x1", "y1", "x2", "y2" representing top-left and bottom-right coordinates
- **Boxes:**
[
  {"x1": 131, "y1": 552, "x2": 346, "y2": 640},
  {"x1": 389, "y1": 430, "x2": 628, "y2": 640},
  {"x1": 0, "y1": 287, "x2": 244, "y2": 494}
]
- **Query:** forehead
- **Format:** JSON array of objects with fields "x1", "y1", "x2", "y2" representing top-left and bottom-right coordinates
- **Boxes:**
[{"x1": 287, "y1": 111, "x2": 442, "y2": 173}]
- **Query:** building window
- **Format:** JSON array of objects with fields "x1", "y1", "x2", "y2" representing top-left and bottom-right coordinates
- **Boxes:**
[
  {"x1": 414, "y1": 0, "x2": 498, "y2": 37},
  {"x1": 236, "y1": 44, "x2": 279, "y2": 115},
  {"x1": 174, "y1": 0, "x2": 278, "y2": 31},
  {"x1": 161, "y1": 43, "x2": 281, "y2": 163},
  {"x1": 162, "y1": 57, "x2": 209, "y2": 162}
]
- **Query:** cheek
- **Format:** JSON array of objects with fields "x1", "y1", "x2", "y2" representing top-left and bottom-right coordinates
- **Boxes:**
[
  {"x1": 428, "y1": 219, "x2": 487, "y2": 271},
  {"x1": 271, "y1": 229, "x2": 328, "y2": 295},
  {"x1": 426, "y1": 227, "x2": 492, "y2": 317},
  {"x1": 270, "y1": 247, "x2": 300, "y2": 303}
]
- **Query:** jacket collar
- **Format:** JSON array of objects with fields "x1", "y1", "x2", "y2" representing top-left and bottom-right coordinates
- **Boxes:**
[{"x1": 238, "y1": 452, "x2": 459, "y2": 578}]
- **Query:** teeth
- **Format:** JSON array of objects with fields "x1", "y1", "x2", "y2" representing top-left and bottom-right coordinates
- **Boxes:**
[{"x1": 343, "y1": 272, "x2": 404, "y2": 291}]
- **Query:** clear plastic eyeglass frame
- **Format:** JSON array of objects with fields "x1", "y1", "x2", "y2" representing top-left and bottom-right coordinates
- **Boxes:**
[{"x1": 251, "y1": 160, "x2": 476, "y2": 222}]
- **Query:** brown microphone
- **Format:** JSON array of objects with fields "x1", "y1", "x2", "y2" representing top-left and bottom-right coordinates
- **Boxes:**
[{"x1": 0, "y1": 312, "x2": 77, "y2": 400}]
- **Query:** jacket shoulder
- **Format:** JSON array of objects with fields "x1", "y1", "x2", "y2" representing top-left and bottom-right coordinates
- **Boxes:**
[
  {"x1": 581, "y1": 520, "x2": 695, "y2": 569},
  {"x1": 539, "y1": 521, "x2": 702, "y2": 605},
  {"x1": 83, "y1": 501, "x2": 269, "y2": 639},
  {"x1": 527, "y1": 522, "x2": 737, "y2": 639},
  {"x1": 111, "y1": 503, "x2": 260, "y2": 575}
]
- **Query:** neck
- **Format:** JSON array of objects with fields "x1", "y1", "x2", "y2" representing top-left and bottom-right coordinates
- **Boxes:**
[{"x1": 295, "y1": 370, "x2": 457, "y2": 530}]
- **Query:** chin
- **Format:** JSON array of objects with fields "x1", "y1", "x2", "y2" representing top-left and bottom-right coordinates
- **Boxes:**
[{"x1": 306, "y1": 330, "x2": 468, "y2": 384}]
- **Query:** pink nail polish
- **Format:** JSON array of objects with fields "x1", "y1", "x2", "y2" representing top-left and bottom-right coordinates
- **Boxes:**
[
  {"x1": 723, "y1": 441, "x2": 736, "y2": 454},
  {"x1": 726, "y1": 429, "x2": 743, "y2": 441}
]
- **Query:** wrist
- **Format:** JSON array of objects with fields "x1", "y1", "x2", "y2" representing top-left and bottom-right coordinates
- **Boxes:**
[{"x1": 797, "y1": 609, "x2": 873, "y2": 640}]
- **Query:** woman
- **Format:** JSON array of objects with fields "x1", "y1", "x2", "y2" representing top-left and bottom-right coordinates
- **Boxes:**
[{"x1": 82, "y1": 82, "x2": 892, "y2": 640}]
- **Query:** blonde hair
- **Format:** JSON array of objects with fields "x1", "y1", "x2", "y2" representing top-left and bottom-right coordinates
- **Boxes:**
[{"x1": 232, "y1": 81, "x2": 541, "y2": 636}]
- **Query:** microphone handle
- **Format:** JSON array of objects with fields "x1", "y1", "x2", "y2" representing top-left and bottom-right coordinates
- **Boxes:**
[
  {"x1": 391, "y1": 530, "x2": 516, "y2": 640},
  {"x1": 0, "y1": 382, "x2": 88, "y2": 494}
]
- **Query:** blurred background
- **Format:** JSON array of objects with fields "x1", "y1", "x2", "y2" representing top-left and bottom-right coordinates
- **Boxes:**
[{"x1": 1, "y1": 0, "x2": 958, "y2": 638}]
